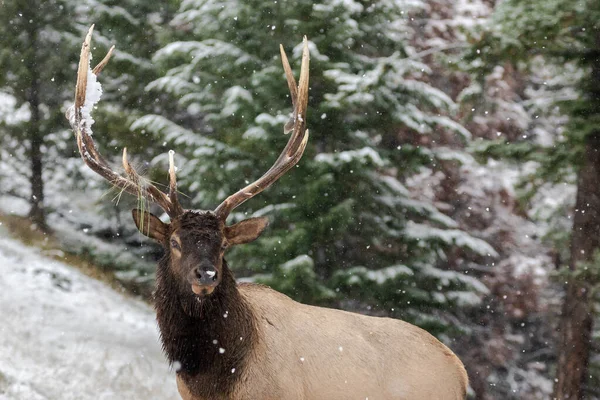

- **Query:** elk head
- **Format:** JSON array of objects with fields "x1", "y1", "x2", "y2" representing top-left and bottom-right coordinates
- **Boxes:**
[
  {"x1": 132, "y1": 209, "x2": 269, "y2": 297},
  {"x1": 67, "y1": 25, "x2": 309, "y2": 299}
]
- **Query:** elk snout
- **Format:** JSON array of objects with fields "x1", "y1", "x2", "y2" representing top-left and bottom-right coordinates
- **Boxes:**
[
  {"x1": 189, "y1": 263, "x2": 219, "y2": 296},
  {"x1": 194, "y1": 264, "x2": 218, "y2": 286}
]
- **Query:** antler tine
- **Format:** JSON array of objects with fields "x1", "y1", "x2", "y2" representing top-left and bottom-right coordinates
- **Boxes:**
[
  {"x1": 280, "y1": 44, "x2": 298, "y2": 116},
  {"x1": 214, "y1": 37, "x2": 310, "y2": 221},
  {"x1": 168, "y1": 150, "x2": 184, "y2": 216},
  {"x1": 276, "y1": 36, "x2": 310, "y2": 165},
  {"x1": 92, "y1": 45, "x2": 115, "y2": 75},
  {"x1": 68, "y1": 25, "x2": 182, "y2": 219}
]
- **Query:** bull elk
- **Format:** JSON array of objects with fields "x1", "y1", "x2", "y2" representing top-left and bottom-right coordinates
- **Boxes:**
[{"x1": 67, "y1": 26, "x2": 468, "y2": 400}]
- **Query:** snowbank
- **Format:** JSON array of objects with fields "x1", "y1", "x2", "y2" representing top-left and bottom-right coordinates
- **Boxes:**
[{"x1": 0, "y1": 228, "x2": 179, "y2": 400}]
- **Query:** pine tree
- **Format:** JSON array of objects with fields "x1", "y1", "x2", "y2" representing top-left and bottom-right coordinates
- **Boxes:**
[
  {"x1": 404, "y1": 2, "x2": 568, "y2": 398},
  {"x1": 0, "y1": 1, "x2": 178, "y2": 287},
  {"x1": 0, "y1": 0, "x2": 81, "y2": 230},
  {"x1": 462, "y1": 0, "x2": 600, "y2": 397},
  {"x1": 137, "y1": 0, "x2": 494, "y2": 335},
  {"x1": 0, "y1": 0, "x2": 173, "y2": 226}
]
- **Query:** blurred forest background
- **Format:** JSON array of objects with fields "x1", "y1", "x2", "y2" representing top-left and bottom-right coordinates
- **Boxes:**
[{"x1": 1, "y1": 0, "x2": 600, "y2": 398}]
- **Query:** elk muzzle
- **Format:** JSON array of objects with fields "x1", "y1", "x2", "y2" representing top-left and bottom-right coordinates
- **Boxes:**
[{"x1": 189, "y1": 263, "x2": 219, "y2": 296}]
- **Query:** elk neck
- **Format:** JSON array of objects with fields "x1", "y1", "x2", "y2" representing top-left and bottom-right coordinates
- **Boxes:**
[{"x1": 154, "y1": 257, "x2": 257, "y2": 398}]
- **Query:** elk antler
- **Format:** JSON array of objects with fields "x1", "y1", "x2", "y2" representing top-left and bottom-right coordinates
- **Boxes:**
[
  {"x1": 214, "y1": 37, "x2": 310, "y2": 221},
  {"x1": 66, "y1": 25, "x2": 184, "y2": 218}
]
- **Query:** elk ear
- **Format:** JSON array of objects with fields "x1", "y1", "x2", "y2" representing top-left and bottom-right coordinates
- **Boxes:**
[
  {"x1": 224, "y1": 217, "x2": 269, "y2": 245},
  {"x1": 132, "y1": 209, "x2": 168, "y2": 243}
]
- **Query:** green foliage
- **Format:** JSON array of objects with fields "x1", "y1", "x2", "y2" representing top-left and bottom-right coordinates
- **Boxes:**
[
  {"x1": 0, "y1": 0, "x2": 77, "y2": 105},
  {"x1": 143, "y1": 0, "x2": 491, "y2": 333},
  {"x1": 462, "y1": 0, "x2": 600, "y2": 257},
  {"x1": 0, "y1": 0, "x2": 182, "y2": 284},
  {"x1": 257, "y1": 255, "x2": 336, "y2": 305},
  {"x1": 79, "y1": 1, "x2": 179, "y2": 152},
  {"x1": 555, "y1": 251, "x2": 600, "y2": 292},
  {"x1": 463, "y1": 2, "x2": 600, "y2": 393}
]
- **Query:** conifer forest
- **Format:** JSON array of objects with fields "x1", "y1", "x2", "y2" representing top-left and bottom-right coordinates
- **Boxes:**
[{"x1": 1, "y1": 0, "x2": 600, "y2": 399}]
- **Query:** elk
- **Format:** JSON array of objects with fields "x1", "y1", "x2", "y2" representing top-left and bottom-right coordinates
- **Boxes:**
[{"x1": 67, "y1": 26, "x2": 468, "y2": 400}]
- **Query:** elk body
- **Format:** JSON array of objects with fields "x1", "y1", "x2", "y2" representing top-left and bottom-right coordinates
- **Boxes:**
[{"x1": 68, "y1": 26, "x2": 468, "y2": 400}]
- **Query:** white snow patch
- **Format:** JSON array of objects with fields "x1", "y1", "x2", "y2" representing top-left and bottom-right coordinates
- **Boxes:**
[
  {"x1": 0, "y1": 196, "x2": 30, "y2": 217},
  {"x1": 344, "y1": 265, "x2": 414, "y2": 285},
  {"x1": 280, "y1": 255, "x2": 314, "y2": 273},
  {"x1": 0, "y1": 92, "x2": 31, "y2": 125},
  {"x1": 79, "y1": 60, "x2": 103, "y2": 135},
  {"x1": 0, "y1": 231, "x2": 178, "y2": 399},
  {"x1": 315, "y1": 147, "x2": 385, "y2": 167},
  {"x1": 406, "y1": 221, "x2": 498, "y2": 257}
]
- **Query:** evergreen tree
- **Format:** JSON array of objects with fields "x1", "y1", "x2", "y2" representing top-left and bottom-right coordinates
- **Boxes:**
[
  {"x1": 141, "y1": 0, "x2": 494, "y2": 334},
  {"x1": 406, "y1": 2, "x2": 560, "y2": 397},
  {"x1": 0, "y1": 0, "x2": 174, "y2": 226},
  {"x1": 462, "y1": 0, "x2": 600, "y2": 397},
  {"x1": 0, "y1": 1, "x2": 177, "y2": 286},
  {"x1": 0, "y1": 0, "x2": 80, "y2": 229}
]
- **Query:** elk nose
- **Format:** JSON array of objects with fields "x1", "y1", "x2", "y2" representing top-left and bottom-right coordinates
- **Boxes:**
[{"x1": 194, "y1": 264, "x2": 218, "y2": 285}]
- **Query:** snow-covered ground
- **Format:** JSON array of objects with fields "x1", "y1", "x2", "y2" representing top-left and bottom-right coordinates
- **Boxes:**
[{"x1": 0, "y1": 226, "x2": 179, "y2": 400}]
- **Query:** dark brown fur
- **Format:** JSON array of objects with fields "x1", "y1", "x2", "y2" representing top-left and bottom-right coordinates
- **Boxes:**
[{"x1": 153, "y1": 212, "x2": 258, "y2": 399}]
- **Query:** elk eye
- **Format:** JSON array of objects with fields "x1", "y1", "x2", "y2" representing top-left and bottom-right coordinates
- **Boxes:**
[
  {"x1": 221, "y1": 242, "x2": 228, "y2": 251},
  {"x1": 170, "y1": 239, "x2": 180, "y2": 250}
]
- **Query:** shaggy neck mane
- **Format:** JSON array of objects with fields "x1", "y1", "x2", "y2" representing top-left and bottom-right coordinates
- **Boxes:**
[{"x1": 154, "y1": 257, "x2": 257, "y2": 399}]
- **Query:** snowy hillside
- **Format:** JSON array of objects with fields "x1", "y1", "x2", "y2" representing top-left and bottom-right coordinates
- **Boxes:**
[{"x1": 0, "y1": 227, "x2": 179, "y2": 400}]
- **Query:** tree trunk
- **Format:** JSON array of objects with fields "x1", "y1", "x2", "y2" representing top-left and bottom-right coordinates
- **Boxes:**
[
  {"x1": 24, "y1": 16, "x2": 47, "y2": 231},
  {"x1": 554, "y1": 32, "x2": 600, "y2": 400},
  {"x1": 29, "y1": 120, "x2": 46, "y2": 230},
  {"x1": 553, "y1": 132, "x2": 600, "y2": 399}
]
